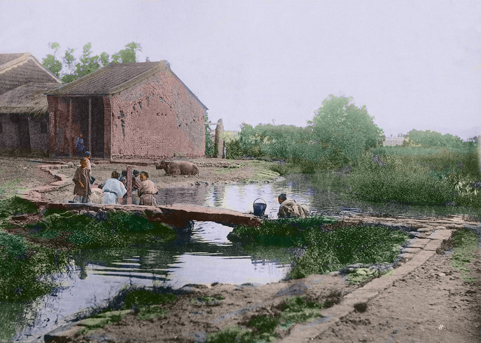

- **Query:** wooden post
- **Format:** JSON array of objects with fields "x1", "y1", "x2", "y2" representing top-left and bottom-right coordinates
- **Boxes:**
[
  {"x1": 88, "y1": 98, "x2": 92, "y2": 155},
  {"x1": 69, "y1": 98, "x2": 73, "y2": 157},
  {"x1": 126, "y1": 165, "x2": 132, "y2": 205}
]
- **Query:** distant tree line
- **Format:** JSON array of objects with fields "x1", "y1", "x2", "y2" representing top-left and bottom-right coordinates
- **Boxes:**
[
  {"x1": 226, "y1": 95, "x2": 385, "y2": 171},
  {"x1": 42, "y1": 42, "x2": 142, "y2": 83}
]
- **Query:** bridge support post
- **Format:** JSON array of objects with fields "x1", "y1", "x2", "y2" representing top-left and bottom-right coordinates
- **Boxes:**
[{"x1": 126, "y1": 165, "x2": 132, "y2": 205}]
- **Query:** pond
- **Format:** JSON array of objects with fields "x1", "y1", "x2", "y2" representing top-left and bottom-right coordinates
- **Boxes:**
[
  {"x1": 7, "y1": 173, "x2": 473, "y2": 342},
  {"x1": 8, "y1": 175, "x2": 316, "y2": 342}
]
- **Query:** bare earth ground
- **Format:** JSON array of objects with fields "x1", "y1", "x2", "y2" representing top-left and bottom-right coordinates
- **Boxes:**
[{"x1": 1, "y1": 157, "x2": 480, "y2": 342}]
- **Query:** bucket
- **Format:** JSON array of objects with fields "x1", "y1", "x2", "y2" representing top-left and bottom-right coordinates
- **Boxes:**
[{"x1": 253, "y1": 198, "x2": 267, "y2": 216}]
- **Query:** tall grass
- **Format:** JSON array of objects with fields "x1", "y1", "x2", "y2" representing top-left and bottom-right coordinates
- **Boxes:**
[{"x1": 348, "y1": 149, "x2": 481, "y2": 208}]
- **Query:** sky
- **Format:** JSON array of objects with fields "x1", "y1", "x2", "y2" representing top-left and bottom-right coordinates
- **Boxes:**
[{"x1": 1, "y1": 0, "x2": 480, "y2": 139}]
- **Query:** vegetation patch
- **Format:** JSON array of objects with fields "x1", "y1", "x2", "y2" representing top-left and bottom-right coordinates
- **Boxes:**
[
  {"x1": 228, "y1": 216, "x2": 338, "y2": 246},
  {"x1": 207, "y1": 296, "x2": 325, "y2": 343},
  {"x1": 26, "y1": 211, "x2": 177, "y2": 249},
  {"x1": 290, "y1": 225, "x2": 409, "y2": 279},
  {"x1": 190, "y1": 295, "x2": 225, "y2": 306},
  {"x1": 450, "y1": 228, "x2": 479, "y2": 282}
]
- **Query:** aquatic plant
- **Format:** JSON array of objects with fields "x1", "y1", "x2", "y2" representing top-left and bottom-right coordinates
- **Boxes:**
[{"x1": 290, "y1": 225, "x2": 409, "y2": 279}]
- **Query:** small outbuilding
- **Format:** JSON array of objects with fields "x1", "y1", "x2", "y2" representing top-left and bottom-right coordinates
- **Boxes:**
[
  {"x1": 0, "y1": 53, "x2": 61, "y2": 155},
  {"x1": 47, "y1": 61, "x2": 208, "y2": 159}
]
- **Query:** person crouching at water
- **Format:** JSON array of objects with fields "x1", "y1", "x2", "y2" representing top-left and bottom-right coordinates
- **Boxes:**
[
  {"x1": 138, "y1": 171, "x2": 158, "y2": 206},
  {"x1": 99, "y1": 171, "x2": 126, "y2": 204},
  {"x1": 73, "y1": 158, "x2": 90, "y2": 203},
  {"x1": 277, "y1": 193, "x2": 309, "y2": 218}
]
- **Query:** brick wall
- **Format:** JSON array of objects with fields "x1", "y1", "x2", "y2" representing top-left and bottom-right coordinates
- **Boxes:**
[
  {"x1": 109, "y1": 70, "x2": 206, "y2": 159},
  {"x1": 0, "y1": 113, "x2": 49, "y2": 154},
  {"x1": 27, "y1": 115, "x2": 49, "y2": 154}
]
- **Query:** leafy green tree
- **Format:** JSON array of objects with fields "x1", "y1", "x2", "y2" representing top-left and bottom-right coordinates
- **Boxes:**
[
  {"x1": 42, "y1": 42, "x2": 142, "y2": 83},
  {"x1": 205, "y1": 113, "x2": 214, "y2": 157},
  {"x1": 42, "y1": 42, "x2": 62, "y2": 77},
  {"x1": 404, "y1": 129, "x2": 464, "y2": 149},
  {"x1": 309, "y1": 95, "x2": 385, "y2": 165}
]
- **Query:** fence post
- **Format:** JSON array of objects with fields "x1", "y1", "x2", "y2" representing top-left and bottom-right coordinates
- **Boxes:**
[{"x1": 126, "y1": 165, "x2": 132, "y2": 205}]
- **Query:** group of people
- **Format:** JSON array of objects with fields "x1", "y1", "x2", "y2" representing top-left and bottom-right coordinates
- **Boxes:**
[{"x1": 72, "y1": 154, "x2": 158, "y2": 206}]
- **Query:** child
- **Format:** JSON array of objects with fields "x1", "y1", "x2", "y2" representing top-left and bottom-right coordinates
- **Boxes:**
[
  {"x1": 138, "y1": 171, "x2": 158, "y2": 206},
  {"x1": 73, "y1": 158, "x2": 90, "y2": 203}
]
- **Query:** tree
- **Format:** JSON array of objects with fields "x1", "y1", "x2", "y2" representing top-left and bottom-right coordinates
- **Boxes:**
[
  {"x1": 309, "y1": 95, "x2": 385, "y2": 165},
  {"x1": 42, "y1": 42, "x2": 142, "y2": 83},
  {"x1": 404, "y1": 129, "x2": 464, "y2": 148}
]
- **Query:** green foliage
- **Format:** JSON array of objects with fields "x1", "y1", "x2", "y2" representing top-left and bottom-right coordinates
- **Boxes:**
[
  {"x1": 205, "y1": 113, "x2": 215, "y2": 157},
  {"x1": 347, "y1": 149, "x2": 481, "y2": 208},
  {"x1": 227, "y1": 216, "x2": 338, "y2": 246},
  {"x1": 290, "y1": 225, "x2": 409, "y2": 279},
  {"x1": 309, "y1": 95, "x2": 384, "y2": 166},
  {"x1": 136, "y1": 306, "x2": 169, "y2": 321},
  {"x1": 0, "y1": 228, "x2": 69, "y2": 301},
  {"x1": 0, "y1": 197, "x2": 37, "y2": 219},
  {"x1": 207, "y1": 326, "x2": 254, "y2": 343},
  {"x1": 404, "y1": 129, "x2": 465, "y2": 149},
  {"x1": 42, "y1": 41, "x2": 142, "y2": 83},
  {"x1": 123, "y1": 289, "x2": 176, "y2": 309},
  {"x1": 247, "y1": 315, "x2": 280, "y2": 335},
  {"x1": 450, "y1": 229, "x2": 478, "y2": 282},
  {"x1": 27, "y1": 211, "x2": 176, "y2": 249},
  {"x1": 279, "y1": 296, "x2": 324, "y2": 324}
]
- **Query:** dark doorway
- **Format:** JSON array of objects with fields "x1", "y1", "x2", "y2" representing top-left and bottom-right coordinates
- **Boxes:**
[{"x1": 73, "y1": 97, "x2": 104, "y2": 157}]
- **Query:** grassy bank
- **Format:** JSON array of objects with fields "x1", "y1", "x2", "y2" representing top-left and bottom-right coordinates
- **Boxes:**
[
  {"x1": 0, "y1": 197, "x2": 177, "y2": 303},
  {"x1": 271, "y1": 146, "x2": 481, "y2": 216},
  {"x1": 228, "y1": 216, "x2": 411, "y2": 280}
]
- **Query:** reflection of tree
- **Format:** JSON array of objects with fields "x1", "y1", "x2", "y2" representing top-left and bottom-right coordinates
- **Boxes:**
[{"x1": 1, "y1": 298, "x2": 42, "y2": 342}]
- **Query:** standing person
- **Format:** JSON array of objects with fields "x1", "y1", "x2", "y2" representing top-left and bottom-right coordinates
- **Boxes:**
[
  {"x1": 84, "y1": 151, "x2": 95, "y2": 184},
  {"x1": 99, "y1": 171, "x2": 127, "y2": 204},
  {"x1": 72, "y1": 158, "x2": 90, "y2": 203},
  {"x1": 138, "y1": 171, "x2": 158, "y2": 206},
  {"x1": 277, "y1": 193, "x2": 309, "y2": 218},
  {"x1": 75, "y1": 133, "x2": 85, "y2": 157}
]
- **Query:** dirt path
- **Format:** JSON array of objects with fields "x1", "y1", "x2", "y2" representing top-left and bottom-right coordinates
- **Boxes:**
[{"x1": 311, "y1": 248, "x2": 481, "y2": 343}]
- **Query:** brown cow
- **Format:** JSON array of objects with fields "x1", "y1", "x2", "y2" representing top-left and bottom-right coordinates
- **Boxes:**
[{"x1": 155, "y1": 160, "x2": 199, "y2": 176}]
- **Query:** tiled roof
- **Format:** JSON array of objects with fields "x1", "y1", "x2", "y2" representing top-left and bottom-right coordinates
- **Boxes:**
[
  {"x1": 0, "y1": 82, "x2": 58, "y2": 115},
  {"x1": 47, "y1": 62, "x2": 163, "y2": 96},
  {"x1": 0, "y1": 53, "x2": 28, "y2": 67},
  {"x1": 0, "y1": 54, "x2": 61, "y2": 95},
  {"x1": 48, "y1": 61, "x2": 208, "y2": 110}
]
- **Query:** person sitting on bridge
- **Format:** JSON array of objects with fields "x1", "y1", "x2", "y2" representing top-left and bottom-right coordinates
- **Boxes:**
[
  {"x1": 138, "y1": 171, "x2": 158, "y2": 206},
  {"x1": 99, "y1": 171, "x2": 126, "y2": 204},
  {"x1": 277, "y1": 193, "x2": 309, "y2": 219}
]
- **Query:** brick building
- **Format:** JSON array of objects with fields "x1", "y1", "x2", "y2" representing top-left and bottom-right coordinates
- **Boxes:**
[
  {"x1": 0, "y1": 53, "x2": 61, "y2": 155},
  {"x1": 47, "y1": 61, "x2": 207, "y2": 159}
]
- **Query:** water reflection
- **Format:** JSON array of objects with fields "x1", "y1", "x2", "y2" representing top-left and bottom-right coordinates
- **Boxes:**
[{"x1": 10, "y1": 175, "x2": 334, "y2": 341}]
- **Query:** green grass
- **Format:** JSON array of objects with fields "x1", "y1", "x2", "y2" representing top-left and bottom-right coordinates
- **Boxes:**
[
  {"x1": 290, "y1": 225, "x2": 410, "y2": 279},
  {"x1": 207, "y1": 295, "x2": 325, "y2": 343},
  {"x1": 27, "y1": 211, "x2": 177, "y2": 249},
  {"x1": 450, "y1": 229, "x2": 479, "y2": 282},
  {"x1": 227, "y1": 216, "x2": 338, "y2": 246}
]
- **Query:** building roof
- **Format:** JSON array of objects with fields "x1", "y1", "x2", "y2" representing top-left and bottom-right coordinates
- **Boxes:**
[
  {"x1": 0, "y1": 82, "x2": 58, "y2": 115},
  {"x1": 0, "y1": 53, "x2": 61, "y2": 95},
  {"x1": 47, "y1": 60, "x2": 208, "y2": 110},
  {"x1": 0, "y1": 53, "x2": 61, "y2": 115}
]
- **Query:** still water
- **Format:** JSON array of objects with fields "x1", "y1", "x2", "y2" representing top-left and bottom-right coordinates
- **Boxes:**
[{"x1": 9, "y1": 176, "x2": 319, "y2": 342}]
